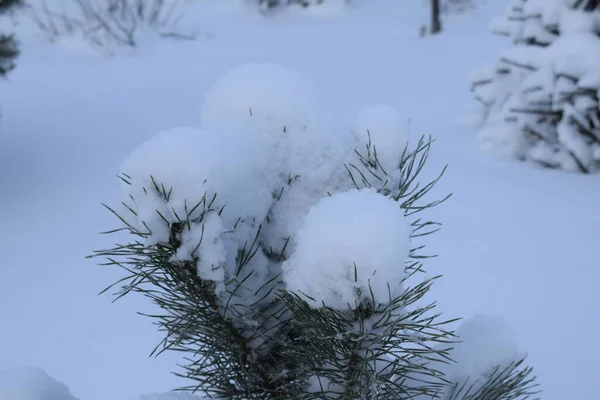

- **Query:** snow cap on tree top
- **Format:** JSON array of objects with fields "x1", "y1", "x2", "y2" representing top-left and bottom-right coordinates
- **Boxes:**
[
  {"x1": 0, "y1": 367, "x2": 78, "y2": 400},
  {"x1": 354, "y1": 104, "x2": 410, "y2": 173},
  {"x1": 200, "y1": 63, "x2": 318, "y2": 139}
]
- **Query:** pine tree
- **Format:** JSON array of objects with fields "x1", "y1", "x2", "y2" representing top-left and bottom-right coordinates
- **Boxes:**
[
  {"x1": 431, "y1": 0, "x2": 442, "y2": 34},
  {"x1": 471, "y1": 0, "x2": 600, "y2": 173},
  {"x1": 91, "y1": 64, "x2": 540, "y2": 399},
  {"x1": 0, "y1": 0, "x2": 21, "y2": 77}
]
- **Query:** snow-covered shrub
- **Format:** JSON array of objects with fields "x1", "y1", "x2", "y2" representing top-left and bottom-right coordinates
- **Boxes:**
[
  {"x1": 256, "y1": 0, "x2": 347, "y2": 11},
  {"x1": 0, "y1": 367, "x2": 79, "y2": 400},
  {"x1": 441, "y1": 0, "x2": 483, "y2": 14},
  {"x1": 92, "y1": 63, "x2": 539, "y2": 398},
  {"x1": 29, "y1": 0, "x2": 194, "y2": 52},
  {"x1": 471, "y1": 0, "x2": 600, "y2": 172},
  {"x1": 0, "y1": 0, "x2": 21, "y2": 77}
]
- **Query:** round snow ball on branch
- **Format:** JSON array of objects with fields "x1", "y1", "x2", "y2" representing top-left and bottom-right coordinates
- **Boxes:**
[
  {"x1": 446, "y1": 314, "x2": 522, "y2": 382},
  {"x1": 282, "y1": 188, "x2": 410, "y2": 310},
  {"x1": 0, "y1": 367, "x2": 78, "y2": 400},
  {"x1": 119, "y1": 127, "x2": 274, "y2": 247},
  {"x1": 354, "y1": 104, "x2": 409, "y2": 171},
  {"x1": 200, "y1": 63, "x2": 318, "y2": 141}
]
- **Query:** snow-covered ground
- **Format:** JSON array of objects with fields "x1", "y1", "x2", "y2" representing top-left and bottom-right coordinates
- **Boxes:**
[{"x1": 0, "y1": 0, "x2": 598, "y2": 399}]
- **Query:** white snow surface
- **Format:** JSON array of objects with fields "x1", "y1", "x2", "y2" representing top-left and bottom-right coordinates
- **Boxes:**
[
  {"x1": 0, "y1": 368, "x2": 79, "y2": 400},
  {"x1": 1, "y1": 1, "x2": 599, "y2": 399},
  {"x1": 354, "y1": 104, "x2": 410, "y2": 173},
  {"x1": 282, "y1": 189, "x2": 410, "y2": 310},
  {"x1": 200, "y1": 63, "x2": 319, "y2": 141},
  {"x1": 443, "y1": 314, "x2": 521, "y2": 384},
  {"x1": 119, "y1": 126, "x2": 275, "y2": 289}
]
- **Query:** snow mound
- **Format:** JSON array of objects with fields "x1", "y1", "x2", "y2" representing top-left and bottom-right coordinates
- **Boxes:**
[
  {"x1": 478, "y1": 122, "x2": 528, "y2": 160},
  {"x1": 0, "y1": 367, "x2": 79, "y2": 400},
  {"x1": 282, "y1": 188, "x2": 410, "y2": 310},
  {"x1": 200, "y1": 63, "x2": 318, "y2": 141},
  {"x1": 354, "y1": 104, "x2": 409, "y2": 173},
  {"x1": 119, "y1": 64, "x2": 382, "y2": 308},
  {"x1": 445, "y1": 314, "x2": 522, "y2": 383},
  {"x1": 119, "y1": 126, "x2": 275, "y2": 286},
  {"x1": 199, "y1": 64, "x2": 358, "y2": 257},
  {"x1": 119, "y1": 126, "x2": 274, "y2": 238},
  {"x1": 260, "y1": 118, "x2": 356, "y2": 256}
]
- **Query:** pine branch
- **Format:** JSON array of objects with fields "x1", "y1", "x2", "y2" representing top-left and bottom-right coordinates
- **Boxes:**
[
  {"x1": 445, "y1": 357, "x2": 540, "y2": 400},
  {"x1": 89, "y1": 188, "x2": 292, "y2": 397},
  {"x1": 0, "y1": 34, "x2": 18, "y2": 77},
  {"x1": 0, "y1": 0, "x2": 21, "y2": 77},
  {"x1": 498, "y1": 58, "x2": 537, "y2": 72},
  {"x1": 0, "y1": 0, "x2": 22, "y2": 13},
  {"x1": 278, "y1": 272, "x2": 458, "y2": 399}
]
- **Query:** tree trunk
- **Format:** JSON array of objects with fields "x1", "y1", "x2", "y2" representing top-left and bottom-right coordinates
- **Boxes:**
[{"x1": 431, "y1": 0, "x2": 442, "y2": 34}]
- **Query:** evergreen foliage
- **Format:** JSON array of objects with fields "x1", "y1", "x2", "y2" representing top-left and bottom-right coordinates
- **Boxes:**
[
  {"x1": 0, "y1": 0, "x2": 21, "y2": 77},
  {"x1": 91, "y1": 129, "x2": 540, "y2": 399},
  {"x1": 471, "y1": 0, "x2": 600, "y2": 172}
]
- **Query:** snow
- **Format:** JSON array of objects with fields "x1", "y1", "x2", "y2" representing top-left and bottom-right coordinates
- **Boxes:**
[
  {"x1": 0, "y1": 368, "x2": 79, "y2": 400},
  {"x1": 173, "y1": 213, "x2": 227, "y2": 283},
  {"x1": 472, "y1": 0, "x2": 600, "y2": 172},
  {"x1": 354, "y1": 104, "x2": 410, "y2": 172},
  {"x1": 119, "y1": 63, "x2": 411, "y2": 315},
  {"x1": 260, "y1": 118, "x2": 355, "y2": 256},
  {"x1": 201, "y1": 63, "x2": 362, "y2": 257},
  {"x1": 282, "y1": 188, "x2": 410, "y2": 309},
  {"x1": 119, "y1": 126, "x2": 275, "y2": 271},
  {"x1": 546, "y1": 33, "x2": 600, "y2": 77},
  {"x1": 412, "y1": 314, "x2": 525, "y2": 398},
  {"x1": 262, "y1": 0, "x2": 350, "y2": 17},
  {"x1": 120, "y1": 127, "x2": 275, "y2": 232},
  {"x1": 559, "y1": 5, "x2": 600, "y2": 34},
  {"x1": 119, "y1": 63, "x2": 384, "y2": 300},
  {"x1": 200, "y1": 63, "x2": 318, "y2": 140},
  {"x1": 1, "y1": 0, "x2": 599, "y2": 399},
  {"x1": 117, "y1": 125, "x2": 280, "y2": 298},
  {"x1": 21, "y1": 0, "x2": 198, "y2": 55},
  {"x1": 539, "y1": 0, "x2": 564, "y2": 28},
  {"x1": 443, "y1": 314, "x2": 521, "y2": 385},
  {"x1": 478, "y1": 123, "x2": 529, "y2": 160}
]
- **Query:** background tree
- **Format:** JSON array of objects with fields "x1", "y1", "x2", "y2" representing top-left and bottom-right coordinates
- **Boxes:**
[
  {"x1": 431, "y1": 0, "x2": 442, "y2": 34},
  {"x1": 0, "y1": 0, "x2": 21, "y2": 77},
  {"x1": 471, "y1": 0, "x2": 600, "y2": 173}
]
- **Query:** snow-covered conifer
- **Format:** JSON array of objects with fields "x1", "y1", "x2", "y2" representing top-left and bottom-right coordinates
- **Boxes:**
[
  {"x1": 0, "y1": 368, "x2": 79, "y2": 400},
  {"x1": 472, "y1": 0, "x2": 600, "y2": 172},
  {"x1": 92, "y1": 64, "x2": 539, "y2": 399},
  {"x1": 0, "y1": 0, "x2": 21, "y2": 77}
]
